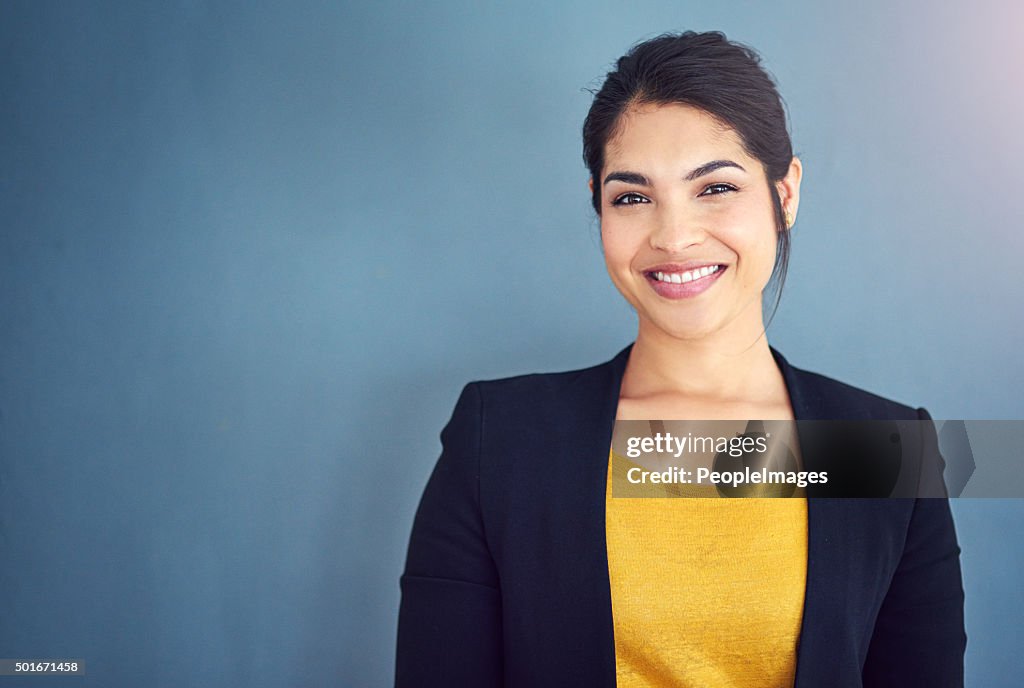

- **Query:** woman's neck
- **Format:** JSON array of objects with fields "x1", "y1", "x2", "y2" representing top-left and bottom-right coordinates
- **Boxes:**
[{"x1": 620, "y1": 320, "x2": 783, "y2": 405}]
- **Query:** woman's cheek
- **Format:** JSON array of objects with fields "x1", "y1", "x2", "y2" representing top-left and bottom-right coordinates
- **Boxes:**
[{"x1": 600, "y1": 222, "x2": 635, "y2": 266}]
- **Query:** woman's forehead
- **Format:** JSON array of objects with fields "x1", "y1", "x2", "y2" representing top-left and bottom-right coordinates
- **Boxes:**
[{"x1": 603, "y1": 103, "x2": 752, "y2": 171}]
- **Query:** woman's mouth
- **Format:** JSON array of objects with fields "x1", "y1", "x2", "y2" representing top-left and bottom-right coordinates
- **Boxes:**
[{"x1": 644, "y1": 264, "x2": 726, "y2": 299}]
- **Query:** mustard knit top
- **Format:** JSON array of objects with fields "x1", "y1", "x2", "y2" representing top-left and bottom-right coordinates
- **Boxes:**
[{"x1": 605, "y1": 448, "x2": 808, "y2": 687}]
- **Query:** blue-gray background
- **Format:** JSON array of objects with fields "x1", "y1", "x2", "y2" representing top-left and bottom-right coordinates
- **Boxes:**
[{"x1": 2, "y1": 2, "x2": 1021, "y2": 686}]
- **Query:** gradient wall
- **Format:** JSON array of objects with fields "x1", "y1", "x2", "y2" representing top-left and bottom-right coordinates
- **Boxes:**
[{"x1": 2, "y1": 2, "x2": 1021, "y2": 686}]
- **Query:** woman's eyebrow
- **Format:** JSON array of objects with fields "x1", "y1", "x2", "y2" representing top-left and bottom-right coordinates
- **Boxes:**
[
  {"x1": 603, "y1": 160, "x2": 747, "y2": 186},
  {"x1": 603, "y1": 171, "x2": 650, "y2": 186},
  {"x1": 685, "y1": 159, "x2": 746, "y2": 180}
]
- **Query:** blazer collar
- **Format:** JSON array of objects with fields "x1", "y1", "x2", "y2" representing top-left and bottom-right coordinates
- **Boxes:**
[{"x1": 584, "y1": 342, "x2": 861, "y2": 688}]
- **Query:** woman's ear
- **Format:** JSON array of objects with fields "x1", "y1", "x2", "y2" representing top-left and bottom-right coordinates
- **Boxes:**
[
  {"x1": 588, "y1": 177, "x2": 594, "y2": 194},
  {"x1": 777, "y1": 157, "x2": 803, "y2": 225}
]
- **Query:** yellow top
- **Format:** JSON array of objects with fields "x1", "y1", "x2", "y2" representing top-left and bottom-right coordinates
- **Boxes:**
[{"x1": 605, "y1": 449, "x2": 808, "y2": 687}]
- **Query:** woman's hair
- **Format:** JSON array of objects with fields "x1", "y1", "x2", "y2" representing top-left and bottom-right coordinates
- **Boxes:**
[{"x1": 582, "y1": 30, "x2": 794, "y2": 315}]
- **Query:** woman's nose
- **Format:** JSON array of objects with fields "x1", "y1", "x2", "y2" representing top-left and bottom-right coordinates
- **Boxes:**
[{"x1": 648, "y1": 203, "x2": 707, "y2": 252}]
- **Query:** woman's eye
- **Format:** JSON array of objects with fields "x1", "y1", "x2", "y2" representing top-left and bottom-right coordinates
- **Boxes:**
[
  {"x1": 700, "y1": 183, "x2": 737, "y2": 196},
  {"x1": 612, "y1": 192, "x2": 649, "y2": 206}
]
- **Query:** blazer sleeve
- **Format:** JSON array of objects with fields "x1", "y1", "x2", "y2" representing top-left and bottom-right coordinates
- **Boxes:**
[
  {"x1": 861, "y1": 408, "x2": 967, "y2": 687},
  {"x1": 395, "y1": 382, "x2": 504, "y2": 687}
]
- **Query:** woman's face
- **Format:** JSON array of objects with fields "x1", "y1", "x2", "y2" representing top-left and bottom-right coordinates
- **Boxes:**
[{"x1": 598, "y1": 102, "x2": 800, "y2": 345}]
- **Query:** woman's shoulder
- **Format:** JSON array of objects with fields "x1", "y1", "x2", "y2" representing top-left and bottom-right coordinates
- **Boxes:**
[
  {"x1": 772, "y1": 348, "x2": 926, "y2": 421},
  {"x1": 460, "y1": 346, "x2": 630, "y2": 407},
  {"x1": 441, "y1": 348, "x2": 630, "y2": 434}
]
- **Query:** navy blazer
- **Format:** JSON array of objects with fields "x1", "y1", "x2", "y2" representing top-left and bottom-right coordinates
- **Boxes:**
[{"x1": 396, "y1": 345, "x2": 966, "y2": 687}]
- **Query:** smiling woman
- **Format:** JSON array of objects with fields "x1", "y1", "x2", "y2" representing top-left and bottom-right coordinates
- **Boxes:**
[{"x1": 396, "y1": 31, "x2": 965, "y2": 688}]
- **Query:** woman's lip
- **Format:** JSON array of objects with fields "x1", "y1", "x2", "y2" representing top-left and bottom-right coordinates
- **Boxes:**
[{"x1": 644, "y1": 265, "x2": 726, "y2": 299}]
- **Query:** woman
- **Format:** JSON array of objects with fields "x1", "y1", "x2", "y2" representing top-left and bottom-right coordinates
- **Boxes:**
[{"x1": 396, "y1": 31, "x2": 965, "y2": 687}]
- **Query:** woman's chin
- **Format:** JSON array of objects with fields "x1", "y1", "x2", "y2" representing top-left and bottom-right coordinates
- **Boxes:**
[
  {"x1": 638, "y1": 307, "x2": 768, "y2": 344},
  {"x1": 640, "y1": 315, "x2": 726, "y2": 343}
]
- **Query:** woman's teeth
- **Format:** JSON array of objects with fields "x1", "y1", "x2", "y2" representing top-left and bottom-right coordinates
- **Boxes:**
[{"x1": 652, "y1": 265, "x2": 721, "y2": 284}]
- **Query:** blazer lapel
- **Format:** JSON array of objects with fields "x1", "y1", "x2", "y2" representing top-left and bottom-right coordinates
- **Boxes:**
[
  {"x1": 581, "y1": 344, "x2": 634, "y2": 688},
  {"x1": 491, "y1": 344, "x2": 631, "y2": 686},
  {"x1": 773, "y1": 348, "x2": 878, "y2": 687}
]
